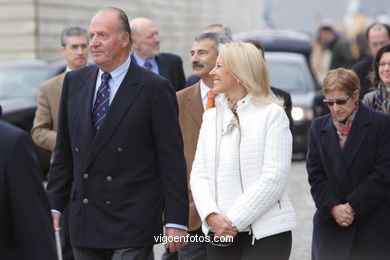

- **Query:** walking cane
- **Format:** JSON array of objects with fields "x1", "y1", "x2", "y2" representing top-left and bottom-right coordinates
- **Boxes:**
[{"x1": 55, "y1": 231, "x2": 63, "y2": 260}]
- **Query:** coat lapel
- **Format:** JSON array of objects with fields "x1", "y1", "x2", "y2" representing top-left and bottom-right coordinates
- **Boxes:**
[
  {"x1": 184, "y1": 82, "x2": 203, "y2": 128},
  {"x1": 341, "y1": 103, "x2": 371, "y2": 170},
  {"x1": 320, "y1": 114, "x2": 352, "y2": 195},
  {"x1": 76, "y1": 66, "x2": 98, "y2": 153},
  {"x1": 54, "y1": 72, "x2": 66, "y2": 96},
  {"x1": 156, "y1": 54, "x2": 169, "y2": 79},
  {"x1": 85, "y1": 61, "x2": 143, "y2": 167}
]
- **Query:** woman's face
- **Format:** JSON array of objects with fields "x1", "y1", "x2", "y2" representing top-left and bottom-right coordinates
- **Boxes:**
[
  {"x1": 379, "y1": 52, "x2": 390, "y2": 85},
  {"x1": 324, "y1": 89, "x2": 359, "y2": 121},
  {"x1": 209, "y1": 56, "x2": 237, "y2": 94}
]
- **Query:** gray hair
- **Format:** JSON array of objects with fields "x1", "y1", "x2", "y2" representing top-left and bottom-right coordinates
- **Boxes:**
[
  {"x1": 96, "y1": 7, "x2": 131, "y2": 37},
  {"x1": 60, "y1": 27, "x2": 89, "y2": 47},
  {"x1": 204, "y1": 24, "x2": 233, "y2": 40},
  {"x1": 194, "y1": 32, "x2": 231, "y2": 54}
]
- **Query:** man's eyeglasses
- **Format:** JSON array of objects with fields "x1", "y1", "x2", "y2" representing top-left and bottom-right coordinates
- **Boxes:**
[{"x1": 323, "y1": 96, "x2": 351, "y2": 106}]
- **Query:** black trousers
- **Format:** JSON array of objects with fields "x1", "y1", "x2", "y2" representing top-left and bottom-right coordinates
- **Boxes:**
[
  {"x1": 72, "y1": 246, "x2": 153, "y2": 260},
  {"x1": 178, "y1": 228, "x2": 207, "y2": 260},
  {"x1": 207, "y1": 231, "x2": 292, "y2": 260},
  {"x1": 61, "y1": 202, "x2": 75, "y2": 260}
]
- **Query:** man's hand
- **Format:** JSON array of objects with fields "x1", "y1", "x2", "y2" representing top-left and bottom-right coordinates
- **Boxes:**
[
  {"x1": 330, "y1": 203, "x2": 355, "y2": 227},
  {"x1": 206, "y1": 213, "x2": 238, "y2": 238},
  {"x1": 165, "y1": 227, "x2": 187, "y2": 253},
  {"x1": 52, "y1": 212, "x2": 62, "y2": 232}
]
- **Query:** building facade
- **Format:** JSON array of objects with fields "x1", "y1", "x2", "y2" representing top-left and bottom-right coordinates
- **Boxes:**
[{"x1": 0, "y1": 0, "x2": 263, "y2": 75}]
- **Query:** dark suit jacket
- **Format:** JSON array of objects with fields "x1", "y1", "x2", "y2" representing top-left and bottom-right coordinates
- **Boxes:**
[
  {"x1": 0, "y1": 120, "x2": 57, "y2": 260},
  {"x1": 131, "y1": 52, "x2": 186, "y2": 91},
  {"x1": 47, "y1": 60, "x2": 188, "y2": 248},
  {"x1": 271, "y1": 86, "x2": 294, "y2": 134},
  {"x1": 307, "y1": 103, "x2": 390, "y2": 260},
  {"x1": 352, "y1": 55, "x2": 374, "y2": 98}
]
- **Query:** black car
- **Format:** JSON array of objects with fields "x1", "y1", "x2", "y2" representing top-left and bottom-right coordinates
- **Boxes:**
[
  {"x1": 234, "y1": 30, "x2": 327, "y2": 156},
  {"x1": 0, "y1": 60, "x2": 65, "y2": 177}
]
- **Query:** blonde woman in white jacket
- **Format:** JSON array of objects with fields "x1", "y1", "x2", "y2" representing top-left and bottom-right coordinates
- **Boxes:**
[{"x1": 190, "y1": 41, "x2": 296, "y2": 260}]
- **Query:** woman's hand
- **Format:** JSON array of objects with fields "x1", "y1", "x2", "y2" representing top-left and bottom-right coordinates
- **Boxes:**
[
  {"x1": 330, "y1": 203, "x2": 355, "y2": 227},
  {"x1": 206, "y1": 213, "x2": 238, "y2": 238}
]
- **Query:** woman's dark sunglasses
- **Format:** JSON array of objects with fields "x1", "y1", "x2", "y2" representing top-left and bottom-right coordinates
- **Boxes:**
[{"x1": 323, "y1": 96, "x2": 351, "y2": 106}]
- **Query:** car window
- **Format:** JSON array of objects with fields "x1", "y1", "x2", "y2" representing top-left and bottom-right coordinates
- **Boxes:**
[
  {"x1": 267, "y1": 59, "x2": 313, "y2": 94},
  {"x1": 265, "y1": 51, "x2": 317, "y2": 95},
  {"x1": 0, "y1": 68, "x2": 50, "y2": 100}
]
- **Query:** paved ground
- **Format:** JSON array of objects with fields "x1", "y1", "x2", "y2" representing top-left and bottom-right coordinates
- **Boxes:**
[
  {"x1": 153, "y1": 161, "x2": 316, "y2": 259},
  {"x1": 288, "y1": 161, "x2": 315, "y2": 260}
]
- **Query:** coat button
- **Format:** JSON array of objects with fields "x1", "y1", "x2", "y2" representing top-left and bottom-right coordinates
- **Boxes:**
[
  {"x1": 117, "y1": 147, "x2": 123, "y2": 152},
  {"x1": 83, "y1": 198, "x2": 89, "y2": 204},
  {"x1": 105, "y1": 200, "x2": 111, "y2": 206},
  {"x1": 75, "y1": 147, "x2": 79, "y2": 152},
  {"x1": 106, "y1": 176, "x2": 112, "y2": 182},
  {"x1": 83, "y1": 173, "x2": 89, "y2": 179}
]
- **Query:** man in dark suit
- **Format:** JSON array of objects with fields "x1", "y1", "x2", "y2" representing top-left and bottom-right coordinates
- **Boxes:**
[
  {"x1": 352, "y1": 23, "x2": 390, "y2": 98},
  {"x1": 0, "y1": 108, "x2": 57, "y2": 260},
  {"x1": 130, "y1": 17, "x2": 186, "y2": 91},
  {"x1": 46, "y1": 7, "x2": 188, "y2": 260}
]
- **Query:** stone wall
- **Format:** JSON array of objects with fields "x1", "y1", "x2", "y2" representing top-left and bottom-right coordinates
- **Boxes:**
[{"x1": 0, "y1": 0, "x2": 263, "y2": 75}]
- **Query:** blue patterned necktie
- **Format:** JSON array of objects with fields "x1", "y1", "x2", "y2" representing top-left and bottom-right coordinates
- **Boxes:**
[
  {"x1": 144, "y1": 60, "x2": 152, "y2": 70},
  {"x1": 92, "y1": 72, "x2": 111, "y2": 132}
]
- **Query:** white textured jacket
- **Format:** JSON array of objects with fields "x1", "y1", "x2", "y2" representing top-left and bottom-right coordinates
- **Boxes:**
[{"x1": 190, "y1": 94, "x2": 296, "y2": 240}]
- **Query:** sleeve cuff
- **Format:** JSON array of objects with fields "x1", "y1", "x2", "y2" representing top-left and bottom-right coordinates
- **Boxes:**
[{"x1": 165, "y1": 223, "x2": 188, "y2": 231}]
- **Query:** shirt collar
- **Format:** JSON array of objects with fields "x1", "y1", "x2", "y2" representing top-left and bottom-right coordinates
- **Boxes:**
[
  {"x1": 200, "y1": 79, "x2": 214, "y2": 99},
  {"x1": 132, "y1": 52, "x2": 156, "y2": 67},
  {"x1": 98, "y1": 55, "x2": 131, "y2": 86}
]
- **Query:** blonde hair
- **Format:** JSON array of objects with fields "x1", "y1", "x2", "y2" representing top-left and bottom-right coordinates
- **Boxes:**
[
  {"x1": 323, "y1": 68, "x2": 360, "y2": 96},
  {"x1": 218, "y1": 41, "x2": 282, "y2": 106}
]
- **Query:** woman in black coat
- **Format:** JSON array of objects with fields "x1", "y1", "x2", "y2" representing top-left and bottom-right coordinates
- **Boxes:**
[{"x1": 307, "y1": 68, "x2": 390, "y2": 260}]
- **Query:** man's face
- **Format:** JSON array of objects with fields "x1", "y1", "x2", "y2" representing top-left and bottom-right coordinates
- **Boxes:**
[
  {"x1": 190, "y1": 39, "x2": 218, "y2": 79},
  {"x1": 61, "y1": 35, "x2": 89, "y2": 70},
  {"x1": 318, "y1": 30, "x2": 335, "y2": 48},
  {"x1": 132, "y1": 21, "x2": 160, "y2": 59},
  {"x1": 89, "y1": 11, "x2": 129, "y2": 71},
  {"x1": 368, "y1": 26, "x2": 390, "y2": 55}
]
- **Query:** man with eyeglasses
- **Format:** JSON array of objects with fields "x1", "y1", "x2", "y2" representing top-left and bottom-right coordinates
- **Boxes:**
[{"x1": 352, "y1": 23, "x2": 390, "y2": 98}]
